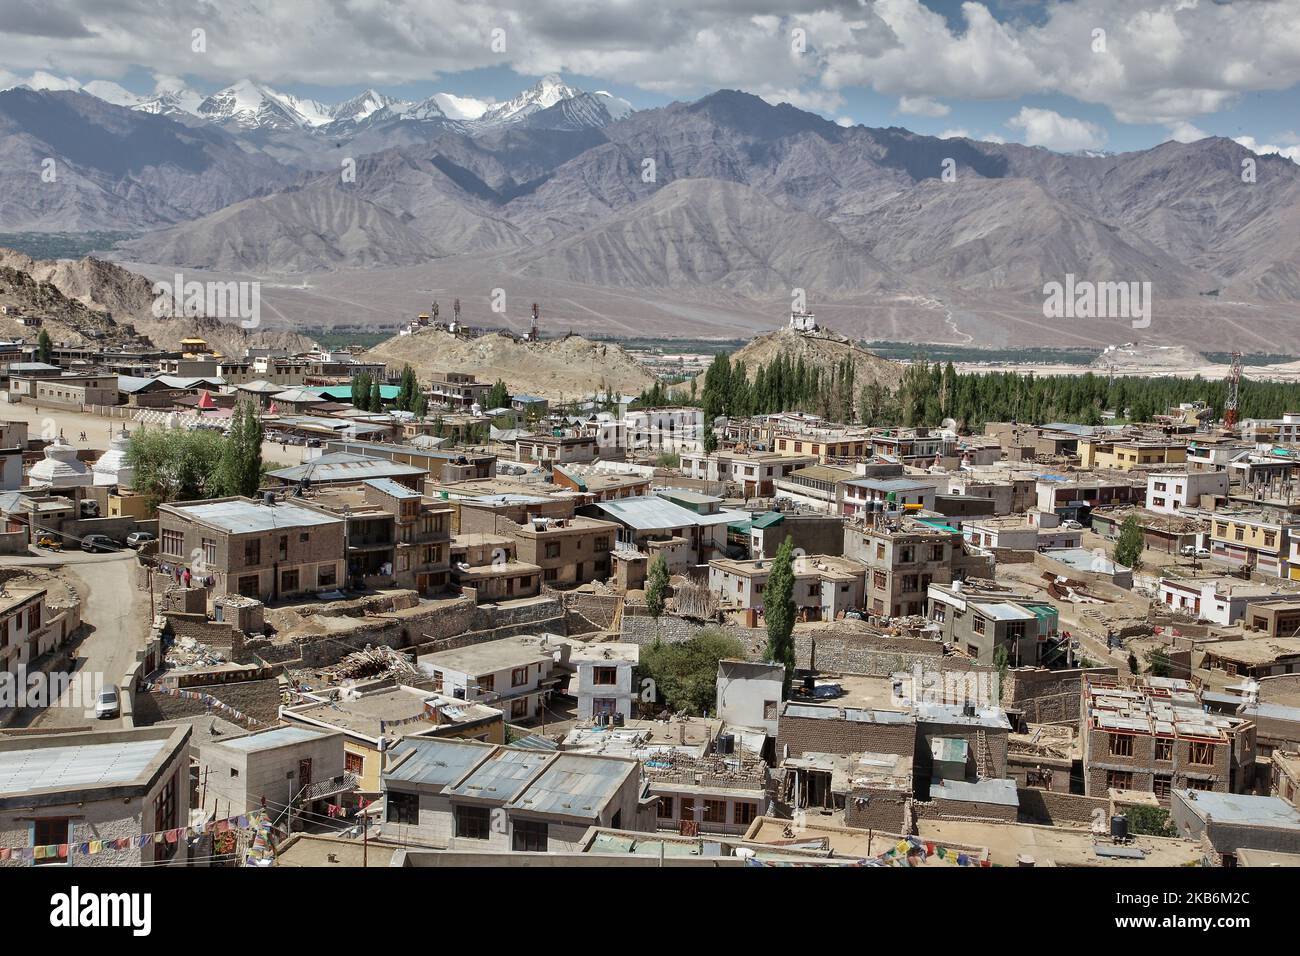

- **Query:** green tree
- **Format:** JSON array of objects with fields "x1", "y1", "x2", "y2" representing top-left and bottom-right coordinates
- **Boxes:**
[
  {"x1": 126, "y1": 428, "x2": 228, "y2": 509},
  {"x1": 36, "y1": 329, "x2": 52, "y2": 363},
  {"x1": 219, "y1": 400, "x2": 264, "y2": 498},
  {"x1": 636, "y1": 629, "x2": 746, "y2": 715},
  {"x1": 1115, "y1": 514, "x2": 1144, "y2": 570},
  {"x1": 396, "y1": 365, "x2": 418, "y2": 411},
  {"x1": 351, "y1": 372, "x2": 372, "y2": 411},
  {"x1": 1146, "y1": 648, "x2": 1174, "y2": 678},
  {"x1": 763, "y1": 536, "x2": 797, "y2": 696},
  {"x1": 411, "y1": 389, "x2": 428, "y2": 418},
  {"x1": 486, "y1": 379, "x2": 511, "y2": 410},
  {"x1": 994, "y1": 645, "x2": 1010, "y2": 689},
  {"x1": 645, "y1": 554, "x2": 670, "y2": 618},
  {"x1": 369, "y1": 379, "x2": 382, "y2": 411},
  {"x1": 1128, "y1": 650, "x2": 1140, "y2": 675}
]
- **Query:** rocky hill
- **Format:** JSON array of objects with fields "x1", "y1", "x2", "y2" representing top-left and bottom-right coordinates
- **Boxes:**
[
  {"x1": 369, "y1": 328, "x2": 657, "y2": 401},
  {"x1": 0, "y1": 249, "x2": 315, "y2": 355},
  {"x1": 706, "y1": 325, "x2": 904, "y2": 391}
]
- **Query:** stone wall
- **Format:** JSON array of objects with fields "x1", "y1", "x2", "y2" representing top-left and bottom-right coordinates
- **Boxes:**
[
  {"x1": 1016, "y1": 787, "x2": 1107, "y2": 826},
  {"x1": 1002, "y1": 665, "x2": 1119, "y2": 726},
  {"x1": 133, "y1": 677, "x2": 281, "y2": 728}
]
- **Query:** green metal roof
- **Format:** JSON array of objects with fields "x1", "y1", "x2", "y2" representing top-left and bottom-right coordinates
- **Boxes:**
[
  {"x1": 751, "y1": 511, "x2": 786, "y2": 529},
  {"x1": 308, "y1": 384, "x2": 401, "y2": 402}
]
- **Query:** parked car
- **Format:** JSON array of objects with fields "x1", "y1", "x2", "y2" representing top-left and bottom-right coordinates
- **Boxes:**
[
  {"x1": 94, "y1": 686, "x2": 120, "y2": 719},
  {"x1": 1061, "y1": 519, "x2": 1084, "y2": 530},
  {"x1": 1180, "y1": 545, "x2": 1212, "y2": 559},
  {"x1": 81, "y1": 534, "x2": 117, "y2": 554},
  {"x1": 126, "y1": 531, "x2": 156, "y2": 549},
  {"x1": 306, "y1": 438, "x2": 322, "y2": 448}
]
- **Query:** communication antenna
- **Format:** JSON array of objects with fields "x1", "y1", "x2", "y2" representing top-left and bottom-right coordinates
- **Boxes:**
[{"x1": 1224, "y1": 351, "x2": 1242, "y2": 430}]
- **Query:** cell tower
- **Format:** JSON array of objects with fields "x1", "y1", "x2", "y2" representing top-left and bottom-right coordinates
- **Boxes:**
[
  {"x1": 527, "y1": 302, "x2": 540, "y2": 342},
  {"x1": 1224, "y1": 350, "x2": 1242, "y2": 431}
]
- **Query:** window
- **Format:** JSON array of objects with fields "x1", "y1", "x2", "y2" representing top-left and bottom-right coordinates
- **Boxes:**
[
  {"x1": 1105, "y1": 770, "x2": 1133, "y2": 790},
  {"x1": 26, "y1": 604, "x2": 40, "y2": 631},
  {"x1": 388, "y1": 791, "x2": 419, "y2": 825},
  {"x1": 244, "y1": 539, "x2": 261, "y2": 566},
  {"x1": 238, "y1": 574, "x2": 259, "y2": 598},
  {"x1": 763, "y1": 700, "x2": 778, "y2": 720},
  {"x1": 278, "y1": 535, "x2": 289, "y2": 560},
  {"x1": 931, "y1": 545, "x2": 944, "y2": 561},
  {"x1": 318, "y1": 564, "x2": 337, "y2": 588},
  {"x1": 511, "y1": 666, "x2": 529, "y2": 687},
  {"x1": 593, "y1": 666, "x2": 618, "y2": 686},
  {"x1": 703, "y1": 800, "x2": 727, "y2": 823},
  {"x1": 1109, "y1": 733, "x2": 1134, "y2": 757},
  {"x1": 1153, "y1": 775, "x2": 1172, "y2": 799},
  {"x1": 345, "y1": 752, "x2": 363, "y2": 775},
  {"x1": 230, "y1": 768, "x2": 239, "y2": 778},
  {"x1": 1185, "y1": 777, "x2": 1214, "y2": 791},
  {"x1": 875, "y1": 544, "x2": 885, "y2": 560},
  {"x1": 511, "y1": 698, "x2": 528, "y2": 719},
  {"x1": 545, "y1": 542, "x2": 561, "y2": 559},
  {"x1": 544, "y1": 568, "x2": 558, "y2": 582},
  {"x1": 202, "y1": 538, "x2": 217, "y2": 565},
  {"x1": 973, "y1": 616, "x2": 986, "y2": 636},
  {"x1": 33, "y1": 817, "x2": 70, "y2": 865},
  {"x1": 872, "y1": 571, "x2": 887, "y2": 590},
  {"x1": 1155, "y1": 737, "x2": 1173, "y2": 761},
  {"x1": 153, "y1": 774, "x2": 178, "y2": 862},
  {"x1": 478, "y1": 675, "x2": 495, "y2": 693},
  {"x1": 734, "y1": 802, "x2": 758, "y2": 826},
  {"x1": 162, "y1": 529, "x2": 183, "y2": 556},
  {"x1": 280, "y1": 569, "x2": 299, "y2": 592},
  {"x1": 512, "y1": 819, "x2": 548, "y2": 852},
  {"x1": 1189, "y1": 741, "x2": 1216, "y2": 766},
  {"x1": 657, "y1": 796, "x2": 674, "y2": 819},
  {"x1": 455, "y1": 805, "x2": 491, "y2": 840}
]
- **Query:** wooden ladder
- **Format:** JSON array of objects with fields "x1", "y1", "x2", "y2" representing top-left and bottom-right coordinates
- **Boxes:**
[{"x1": 975, "y1": 728, "x2": 989, "y2": 779}]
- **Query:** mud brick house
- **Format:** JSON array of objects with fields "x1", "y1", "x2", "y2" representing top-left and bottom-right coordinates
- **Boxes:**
[{"x1": 157, "y1": 496, "x2": 345, "y2": 604}]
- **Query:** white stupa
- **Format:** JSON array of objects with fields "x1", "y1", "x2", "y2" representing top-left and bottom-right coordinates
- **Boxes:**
[
  {"x1": 28, "y1": 437, "x2": 92, "y2": 489},
  {"x1": 93, "y1": 429, "x2": 135, "y2": 488}
]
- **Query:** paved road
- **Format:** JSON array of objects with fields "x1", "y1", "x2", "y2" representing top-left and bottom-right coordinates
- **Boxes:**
[{"x1": 4, "y1": 549, "x2": 150, "y2": 730}]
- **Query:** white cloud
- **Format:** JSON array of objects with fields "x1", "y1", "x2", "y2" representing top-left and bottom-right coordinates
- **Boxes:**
[
  {"x1": 898, "y1": 95, "x2": 949, "y2": 117},
  {"x1": 1166, "y1": 121, "x2": 1209, "y2": 143},
  {"x1": 938, "y1": 128, "x2": 970, "y2": 140},
  {"x1": 1007, "y1": 107, "x2": 1107, "y2": 151},
  {"x1": 0, "y1": 0, "x2": 1298, "y2": 135},
  {"x1": 1233, "y1": 135, "x2": 1300, "y2": 166},
  {"x1": 835, "y1": 116, "x2": 856, "y2": 128}
]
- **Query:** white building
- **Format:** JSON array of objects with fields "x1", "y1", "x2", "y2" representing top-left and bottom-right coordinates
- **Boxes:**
[
  {"x1": 1156, "y1": 576, "x2": 1298, "y2": 626},
  {"x1": 418, "y1": 634, "x2": 567, "y2": 723},
  {"x1": 197, "y1": 725, "x2": 348, "y2": 817},
  {"x1": 1146, "y1": 470, "x2": 1228, "y2": 515},
  {"x1": 624, "y1": 407, "x2": 705, "y2": 454},
  {"x1": 569, "y1": 642, "x2": 639, "y2": 722},
  {"x1": 716, "y1": 659, "x2": 785, "y2": 738}
]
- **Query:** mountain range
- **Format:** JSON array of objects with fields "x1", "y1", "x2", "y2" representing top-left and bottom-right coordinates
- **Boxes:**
[{"x1": 2, "y1": 77, "x2": 1300, "y2": 348}]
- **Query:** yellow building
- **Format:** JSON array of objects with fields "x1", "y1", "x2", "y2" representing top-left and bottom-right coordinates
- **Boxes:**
[
  {"x1": 1209, "y1": 512, "x2": 1299, "y2": 579},
  {"x1": 1079, "y1": 438, "x2": 1187, "y2": 471}
]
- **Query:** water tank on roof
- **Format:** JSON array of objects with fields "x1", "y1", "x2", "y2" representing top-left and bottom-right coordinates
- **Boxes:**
[{"x1": 1111, "y1": 814, "x2": 1129, "y2": 842}]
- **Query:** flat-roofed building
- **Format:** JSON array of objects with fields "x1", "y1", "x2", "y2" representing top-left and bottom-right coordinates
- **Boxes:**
[
  {"x1": 157, "y1": 496, "x2": 345, "y2": 603},
  {"x1": 0, "y1": 725, "x2": 191, "y2": 867}
]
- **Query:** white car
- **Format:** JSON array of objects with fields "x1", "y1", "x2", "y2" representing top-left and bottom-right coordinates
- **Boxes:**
[
  {"x1": 1181, "y1": 546, "x2": 1212, "y2": 559},
  {"x1": 94, "y1": 687, "x2": 120, "y2": 719}
]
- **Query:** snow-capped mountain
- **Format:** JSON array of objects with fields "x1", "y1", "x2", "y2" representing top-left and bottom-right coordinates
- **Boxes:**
[
  {"x1": 197, "y1": 79, "x2": 333, "y2": 131},
  {"x1": 330, "y1": 88, "x2": 400, "y2": 124},
  {"x1": 12, "y1": 72, "x2": 631, "y2": 137},
  {"x1": 479, "y1": 74, "x2": 585, "y2": 125}
]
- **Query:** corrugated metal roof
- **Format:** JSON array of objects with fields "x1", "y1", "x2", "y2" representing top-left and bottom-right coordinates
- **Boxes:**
[
  {"x1": 269, "y1": 453, "x2": 425, "y2": 483},
  {"x1": 385, "y1": 738, "x2": 494, "y2": 787},
  {"x1": 364, "y1": 478, "x2": 421, "y2": 500},
  {"x1": 929, "y1": 778, "x2": 1019, "y2": 807},
  {"x1": 168, "y1": 498, "x2": 341, "y2": 534},
  {"x1": 0, "y1": 739, "x2": 170, "y2": 794},
  {"x1": 1176, "y1": 790, "x2": 1300, "y2": 828},
  {"x1": 505, "y1": 754, "x2": 630, "y2": 819},
  {"x1": 446, "y1": 748, "x2": 550, "y2": 801}
]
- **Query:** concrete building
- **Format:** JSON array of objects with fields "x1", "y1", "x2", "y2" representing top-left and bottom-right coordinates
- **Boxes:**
[
  {"x1": 157, "y1": 496, "x2": 346, "y2": 603},
  {"x1": 927, "y1": 582, "x2": 1058, "y2": 666},
  {"x1": 1079, "y1": 436, "x2": 1187, "y2": 471},
  {"x1": 961, "y1": 514, "x2": 1082, "y2": 552},
  {"x1": 381, "y1": 740, "x2": 646, "y2": 851},
  {"x1": 623, "y1": 407, "x2": 705, "y2": 453},
  {"x1": 418, "y1": 634, "x2": 570, "y2": 723},
  {"x1": 1209, "y1": 509, "x2": 1300, "y2": 579},
  {"x1": 0, "y1": 726, "x2": 191, "y2": 867},
  {"x1": 569, "y1": 642, "x2": 639, "y2": 722},
  {"x1": 716, "y1": 659, "x2": 786, "y2": 740},
  {"x1": 679, "y1": 450, "x2": 816, "y2": 496},
  {"x1": 840, "y1": 477, "x2": 937, "y2": 518},
  {"x1": 843, "y1": 516, "x2": 995, "y2": 619},
  {"x1": 1156, "y1": 576, "x2": 1297, "y2": 626},
  {"x1": 1146, "y1": 470, "x2": 1228, "y2": 514},
  {"x1": 363, "y1": 478, "x2": 452, "y2": 594},
  {"x1": 197, "y1": 725, "x2": 350, "y2": 817},
  {"x1": 1170, "y1": 789, "x2": 1300, "y2": 866},
  {"x1": 709, "y1": 554, "x2": 866, "y2": 621},
  {"x1": 744, "y1": 511, "x2": 844, "y2": 560},
  {"x1": 495, "y1": 513, "x2": 619, "y2": 588}
]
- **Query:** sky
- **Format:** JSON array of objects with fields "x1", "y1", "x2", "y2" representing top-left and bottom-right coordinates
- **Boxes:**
[{"x1": 1, "y1": 0, "x2": 1298, "y2": 159}]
